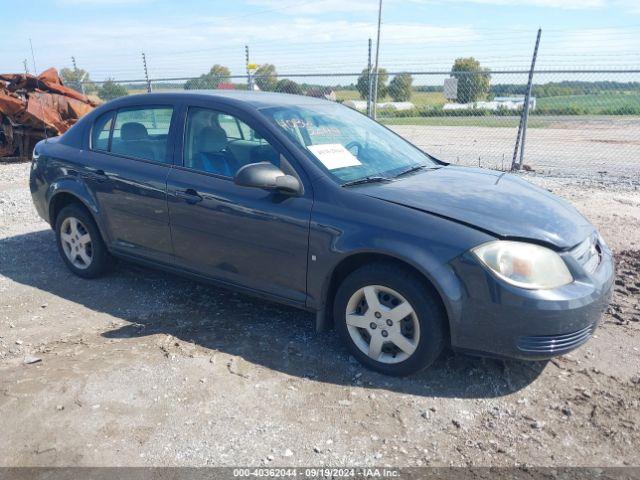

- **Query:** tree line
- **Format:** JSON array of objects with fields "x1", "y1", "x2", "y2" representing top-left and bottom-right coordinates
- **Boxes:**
[{"x1": 60, "y1": 59, "x2": 636, "y2": 104}]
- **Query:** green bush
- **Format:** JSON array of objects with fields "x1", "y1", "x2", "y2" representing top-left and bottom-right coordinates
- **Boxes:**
[
  {"x1": 601, "y1": 105, "x2": 640, "y2": 115},
  {"x1": 97, "y1": 80, "x2": 128, "y2": 101}
]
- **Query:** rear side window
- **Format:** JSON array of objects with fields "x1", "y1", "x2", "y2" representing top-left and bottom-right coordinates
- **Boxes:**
[
  {"x1": 218, "y1": 114, "x2": 242, "y2": 139},
  {"x1": 92, "y1": 106, "x2": 174, "y2": 163},
  {"x1": 91, "y1": 111, "x2": 114, "y2": 151}
]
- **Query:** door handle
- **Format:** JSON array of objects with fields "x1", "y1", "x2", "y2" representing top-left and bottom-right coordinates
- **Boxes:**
[
  {"x1": 175, "y1": 188, "x2": 203, "y2": 204},
  {"x1": 88, "y1": 168, "x2": 108, "y2": 182}
]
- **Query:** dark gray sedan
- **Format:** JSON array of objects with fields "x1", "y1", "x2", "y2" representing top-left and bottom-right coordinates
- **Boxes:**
[{"x1": 29, "y1": 91, "x2": 614, "y2": 376}]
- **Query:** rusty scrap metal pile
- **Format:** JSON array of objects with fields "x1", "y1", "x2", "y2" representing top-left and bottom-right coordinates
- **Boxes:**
[{"x1": 0, "y1": 68, "x2": 97, "y2": 158}]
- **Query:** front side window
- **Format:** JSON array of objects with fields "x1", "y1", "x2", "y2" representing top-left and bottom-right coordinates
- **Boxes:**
[
  {"x1": 108, "y1": 107, "x2": 174, "y2": 162},
  {"x1": 261, "y1": 103, "x2": 437, "y2": 183},
  {"x1": 183, "y1": 107, "x2": 279, "y2": 178}
]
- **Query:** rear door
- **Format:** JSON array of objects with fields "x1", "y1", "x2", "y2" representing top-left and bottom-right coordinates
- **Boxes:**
[
  {"x1": 85, "y1": 105, "x2": 177, "y2": 264},
  {"x1": 166, "y1": 103, "x2": 313, "y2": 304}
]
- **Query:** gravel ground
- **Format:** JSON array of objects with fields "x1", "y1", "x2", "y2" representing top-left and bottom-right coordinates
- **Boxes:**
[
  {"x1": 0, "y1": 162, "x2": 639, "y2": 467},
  {"x1": 391, "y1": 117, "x2": 640, "y2": 181}
]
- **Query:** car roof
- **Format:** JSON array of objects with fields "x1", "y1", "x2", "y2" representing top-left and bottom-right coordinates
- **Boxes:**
[{"x1": 107, "y1": 90, "x2": 333, "y2": 110}]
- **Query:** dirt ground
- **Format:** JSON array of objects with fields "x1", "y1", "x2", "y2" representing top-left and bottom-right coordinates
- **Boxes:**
[{"x1": 0, "y1": 162, "x2": 639, "y2": 467}]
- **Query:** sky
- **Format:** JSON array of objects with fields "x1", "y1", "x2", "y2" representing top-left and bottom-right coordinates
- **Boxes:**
[{"x1": 1, "y1": 0, "x2": 639, "y2": 83}]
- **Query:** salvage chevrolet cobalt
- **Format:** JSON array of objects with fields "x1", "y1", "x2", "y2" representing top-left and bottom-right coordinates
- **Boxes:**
[{"x1": 30, "y1": 91, "x2": 614, "y2": 376}]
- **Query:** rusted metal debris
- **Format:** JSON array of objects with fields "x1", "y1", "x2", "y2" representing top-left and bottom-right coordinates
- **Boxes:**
[{"x1": 0, "y1": 68, "x2": 97, "y2": 159}]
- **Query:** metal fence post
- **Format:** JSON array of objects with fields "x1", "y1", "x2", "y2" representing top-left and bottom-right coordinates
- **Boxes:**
[
  {"x1": 142, "y1": 52, "x2": 152, "y2": 93},
  {"x1": 371, "y1": 0, "x2": 383, "y2": 119},
  {"x1": 245, "y1": 45, "x2": 253, "y2": 91},
  {"x1": 29, "y1": 38, "x2": 37, "y2": 74},
  {"x1": 367, "y1": 38, "x2": 373, "y2": 117},
  {"x1": 71, "y1": 56, "x2": 85, "y2": 96},
  {"x1": 512, "y1": 28, "x2": 541, "y2": 170}
]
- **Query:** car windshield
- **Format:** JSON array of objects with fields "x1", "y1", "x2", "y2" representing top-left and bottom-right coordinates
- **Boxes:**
[{"x1": 260, "y1": 103, "x2": 437, "y2": 184}]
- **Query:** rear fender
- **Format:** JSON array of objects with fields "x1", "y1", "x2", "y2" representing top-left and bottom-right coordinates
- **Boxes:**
[{"x1": 46, "y1": 178, "x2": 110, "y2": 243}]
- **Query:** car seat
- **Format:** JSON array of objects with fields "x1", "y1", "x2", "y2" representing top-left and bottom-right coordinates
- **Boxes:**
[
  {"x1": 193, "y1": 126, "x2": 239, "y2": 176},
  {"x1": 113, "y1": 122, "x2": 155, "y2": 160}
]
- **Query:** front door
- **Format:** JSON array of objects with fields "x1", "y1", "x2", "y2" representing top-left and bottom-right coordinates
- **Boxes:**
[
  {"x1": 166, "y1": 105, "x2": 312, "y2": 304},
  {"x1": 85, "y1": 105, "x2": 176, "y2": 264}
]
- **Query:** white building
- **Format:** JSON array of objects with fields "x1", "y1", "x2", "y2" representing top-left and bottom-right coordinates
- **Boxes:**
[
  {"x1": 343, "y1": 100, "x2": 368, "y2": 111},
  {"x1": 443, "y1": 96, "x2": 536, "y2": 111},
  {"x1": 343, "y1": 100, "x2": 415, "y2": 111}
]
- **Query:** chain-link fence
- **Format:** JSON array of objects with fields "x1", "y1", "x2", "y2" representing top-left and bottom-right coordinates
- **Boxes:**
[{"x1": 84, "y1": 68, "x2": 640, "y2": 182}]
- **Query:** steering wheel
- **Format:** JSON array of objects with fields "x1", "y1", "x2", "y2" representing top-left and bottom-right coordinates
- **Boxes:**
[{"x1": 344, "y1": 141, "x2": 363, "y2": 156}]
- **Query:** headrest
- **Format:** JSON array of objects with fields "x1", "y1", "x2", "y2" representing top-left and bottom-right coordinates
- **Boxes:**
[
  {"x1": 196, "y1": 126, "x2": 227, "y2": 153},
  {"x1": 121, "y1": 122, "x2": 148, "y2": 141}
]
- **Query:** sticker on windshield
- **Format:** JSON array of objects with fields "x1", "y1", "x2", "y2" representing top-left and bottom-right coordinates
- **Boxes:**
[{"x1": 307, "y1": 143, "x2": 361, "y2": 170}]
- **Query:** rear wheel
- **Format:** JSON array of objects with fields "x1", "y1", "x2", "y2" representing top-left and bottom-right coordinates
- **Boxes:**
[
  {"x1": 55, "y1": 204, "x2": 110, "y2": 278},
  {"x1": 334, "y1": 263, "x2": 446, "y2": 376}
]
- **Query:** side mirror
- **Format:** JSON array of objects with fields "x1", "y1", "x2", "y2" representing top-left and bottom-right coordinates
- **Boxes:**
[{"x1": 234, "y1": 162, "x2": 301, "y2": 195}]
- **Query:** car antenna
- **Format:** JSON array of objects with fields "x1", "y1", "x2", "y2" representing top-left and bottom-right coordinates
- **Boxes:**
[{"x1": 30, "y1": 38, "x2": 48, "y2": 144}]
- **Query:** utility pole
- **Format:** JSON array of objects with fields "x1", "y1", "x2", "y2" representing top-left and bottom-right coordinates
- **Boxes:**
[
  {"x1": 142, "y1": 51, "x2": 152, "y2": 93},
  {"x1": 512, "y1": 28, "x2": 541, "y2": 170},
  {"x1": 23, "y1": 59, "x2": 29, "y2": 75},
  {"x1": 371, "y1": 0, "x2": 383, "y2": 119},
  {"x1": 367, "y1": 38, "x2": 373, "y2": 117}
]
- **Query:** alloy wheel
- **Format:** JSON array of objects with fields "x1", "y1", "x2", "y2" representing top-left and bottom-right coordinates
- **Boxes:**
[
  {"x1": 345, "y1": 285, "x2": 420, "y2": 364},
  {"x1": 60, "y1": 217, "x2": 93, "y2": 270}
]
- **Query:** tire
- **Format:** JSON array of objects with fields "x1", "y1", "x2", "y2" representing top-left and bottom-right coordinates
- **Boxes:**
[
  {"x1": 54, "y1": 204, "x2": 110, "y2": 279},
  {"x1": 334, "y1": 262, "x2": 447, "y2": 376}
]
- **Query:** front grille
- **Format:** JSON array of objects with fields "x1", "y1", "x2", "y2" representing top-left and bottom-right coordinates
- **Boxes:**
[
  {"x1": 570, "y1": 233, "x2": 601, "y2": 274},
  {"x1": 517, "y1": 324, "x2": 594, "y2": 354}
]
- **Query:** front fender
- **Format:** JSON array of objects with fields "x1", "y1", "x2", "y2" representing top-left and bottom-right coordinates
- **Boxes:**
[
  {"x1": 306, "y1": 185, "x2": 497, "y2": 333},
  {"x1": 308, "y1": 227, "x2": 487, "y2": 334},
  {"x1": 335, "y1": 242, "x2": 463, "y2": 325}
]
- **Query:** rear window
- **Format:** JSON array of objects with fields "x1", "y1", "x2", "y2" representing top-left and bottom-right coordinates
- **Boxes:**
[
  {"x1": 91, "y1": 111, "x2": 114, "y2": 151},
  {"x1": 91, "y1": 106, "x2": 174, "y2": 163}
]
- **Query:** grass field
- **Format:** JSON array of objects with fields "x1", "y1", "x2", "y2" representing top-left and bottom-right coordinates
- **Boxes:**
[
  {"x1": 536, "y1": 92, "x2": 640, "y2": 113},
  {"x1": 379, "y1": 117, "x2": 526, "y2": 127}
]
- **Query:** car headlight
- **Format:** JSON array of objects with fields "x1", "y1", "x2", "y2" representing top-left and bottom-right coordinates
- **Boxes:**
[{"x1": 472, "y1": 241, "x2": 573, "y2": 290}]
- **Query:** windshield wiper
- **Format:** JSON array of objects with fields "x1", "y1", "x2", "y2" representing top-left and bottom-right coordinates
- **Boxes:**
[
  {"x1": 393, "y1": 164, "x2": 434, "y2": 178},
  {"x1": 341, "y1": 176, "x2": 391, "y2": 187}
]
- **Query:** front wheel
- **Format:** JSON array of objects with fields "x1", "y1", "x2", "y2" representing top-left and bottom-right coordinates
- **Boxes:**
[{"x1": 334, "y1": 263, "x2": 447, "y2": 376}]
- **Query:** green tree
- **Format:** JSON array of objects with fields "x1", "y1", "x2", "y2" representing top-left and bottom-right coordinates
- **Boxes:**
[
  {"x1": 274, "y1": 78, "x2": 303, "y2": 95},
  {"x1": 207, "y1": 64, "x2": 231, "y2": 84},
  {"x1": 356, "y1": 68, "x2": 388, "y2": 100},
  {"x1": 97, "y1": 79, "x2": 129, "y2": 101},
  {"x1": 388, "y1": 72, "x2": 413, "y2": 102},
  {"x1": 254, "y1": 64, "x2": 278, "y2": 91},
  {"x1": 60, "y1": 67, "x2": 96, "y2": 94},
  {"x1": 184, "y1": 64, "x2": 231, "y2": 90},
  {"x1": 451, "y1": 57, "x2": 491, "y2": 104}
]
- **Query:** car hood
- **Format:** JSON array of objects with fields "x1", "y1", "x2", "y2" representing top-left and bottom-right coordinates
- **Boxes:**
[{"x1": 358, "y1": 166, "x2": 593, "y2": 249}]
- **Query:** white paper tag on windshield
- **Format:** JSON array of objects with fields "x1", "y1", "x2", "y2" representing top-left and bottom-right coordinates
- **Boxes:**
[{"x1": 307, "y1": 143, "x2": 362, "y2": 170}]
